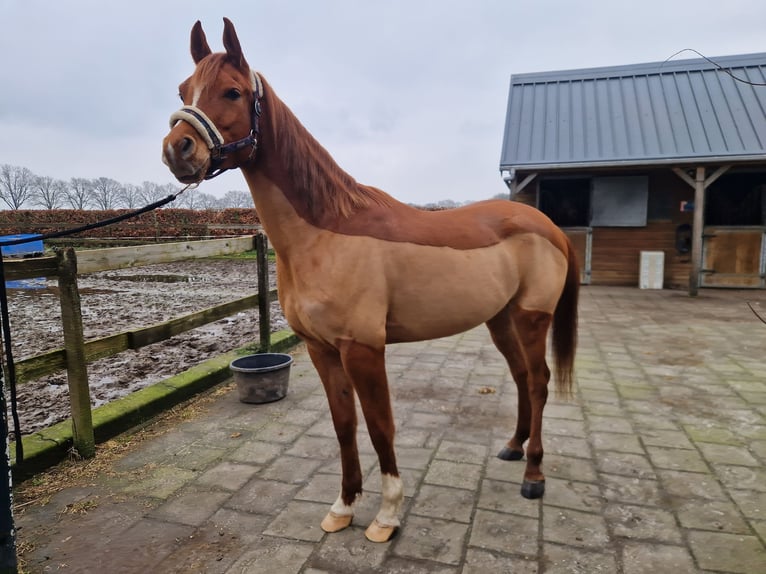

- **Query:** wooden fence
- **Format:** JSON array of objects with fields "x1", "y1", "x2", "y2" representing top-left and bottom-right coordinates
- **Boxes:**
[{"x1": 3, "y1": 234, "x2": 275, "y2": 458}]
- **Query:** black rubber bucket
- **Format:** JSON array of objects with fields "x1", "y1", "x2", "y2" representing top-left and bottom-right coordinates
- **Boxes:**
[{"x1": 230, "y1": 353, "x2": 293, "y2": 404}]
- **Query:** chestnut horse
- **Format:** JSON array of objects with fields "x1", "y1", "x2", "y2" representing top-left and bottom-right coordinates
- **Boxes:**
[{"x1": 162, "y1": 18, "x2": 578, "y2": 543}]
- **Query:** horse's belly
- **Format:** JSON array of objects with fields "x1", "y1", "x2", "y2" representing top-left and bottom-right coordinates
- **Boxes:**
[{"x1": 384, "y1": 242, "x2": 519, "y2": 343}]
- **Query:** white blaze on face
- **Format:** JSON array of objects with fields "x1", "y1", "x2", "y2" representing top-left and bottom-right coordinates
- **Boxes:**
[
  {"x1": 163, "y1": 142, "x2": 175, "y2": 166},
  {"x1": 376, "y1": 473, "x2": 403, "y2": 527},
  {"x1": 191, "y1": 84, "x2": 203, "y2": 107}
]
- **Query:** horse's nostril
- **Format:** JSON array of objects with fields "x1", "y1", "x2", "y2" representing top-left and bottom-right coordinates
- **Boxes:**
[{"x1": 180, "y1": 136, "x2": 194, "y2": 156}]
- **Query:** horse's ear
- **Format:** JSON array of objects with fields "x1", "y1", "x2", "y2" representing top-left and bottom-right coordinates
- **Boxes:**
[
  {"x1": 190, "y1": 20, "x2": 212, "y2": 64},
  {"x1": 222, "y1": 17, "x2": 249, "y2": 71}
]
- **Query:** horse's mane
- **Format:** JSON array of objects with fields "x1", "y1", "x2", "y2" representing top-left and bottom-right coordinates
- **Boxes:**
[{"x1": 259, "y1": 76, "x2": 393, "y2": 222}]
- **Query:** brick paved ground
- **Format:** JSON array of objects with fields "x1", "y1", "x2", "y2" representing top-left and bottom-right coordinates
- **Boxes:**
[{"x1": 15, "y1": 286, "x2": 766, "y2": 573}]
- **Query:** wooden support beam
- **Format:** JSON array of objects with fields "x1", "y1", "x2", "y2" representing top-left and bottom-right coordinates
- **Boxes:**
[
  {"x1": 510, "y1": 173, "x2": 537, "y2": 197},
  {"x1": 689, "y1": 167, "x2": 706, "y2": 296},
  {"x1": 672, "y1": 165, "x2": 731, "y2": 296},
  {"x1": 256, "y1": 234, "x2": 271, "y2": 352},
  {"x1": 56, "y1": 248, "x2": 95, "y2": 458}
]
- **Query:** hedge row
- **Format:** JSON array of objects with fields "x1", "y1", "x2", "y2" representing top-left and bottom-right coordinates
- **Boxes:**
[{"x1": 0, "y1": 209, "x2": 261, "y2": 239}]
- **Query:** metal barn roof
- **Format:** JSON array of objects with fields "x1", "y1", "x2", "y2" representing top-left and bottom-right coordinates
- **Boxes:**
[{"x1": 499, "y1": 52, "x2": 766, "y2": 173}]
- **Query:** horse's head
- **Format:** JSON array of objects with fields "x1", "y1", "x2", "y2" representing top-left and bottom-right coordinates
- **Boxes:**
[{"x1": 162, "y1": 18, "x2": 263, "y2": 183}]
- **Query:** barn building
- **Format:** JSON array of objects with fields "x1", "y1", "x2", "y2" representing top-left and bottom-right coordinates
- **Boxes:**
[{"x1": 499, "y1": 52, "x2": 766, "y2": 292}]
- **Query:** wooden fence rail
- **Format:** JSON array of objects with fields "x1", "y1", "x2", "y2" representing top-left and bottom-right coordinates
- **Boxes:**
[{"x1": 3, "y1": 235, "x2": 272, "y2": 458}]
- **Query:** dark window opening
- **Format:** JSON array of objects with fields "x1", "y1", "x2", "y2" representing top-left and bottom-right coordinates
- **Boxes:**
[
  {"x1": 706, "y1": 172, "x2": 766, "y2": 226},
  {"x1": 538, "y1": 179, "x2": 590, "y2": 227}
]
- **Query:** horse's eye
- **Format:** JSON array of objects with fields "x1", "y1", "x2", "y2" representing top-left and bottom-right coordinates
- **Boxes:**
[
  {"x1": 178, "y1": 93, "x2": 184, "y2": 102},
  {"x1": 225, "y1": 89, "x2": 242, "y2": 101}
]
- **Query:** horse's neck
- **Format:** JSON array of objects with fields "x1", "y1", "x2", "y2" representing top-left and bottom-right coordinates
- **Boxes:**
[{"x1": 241, "y1": 167, "x2": 320, "y2": 259}]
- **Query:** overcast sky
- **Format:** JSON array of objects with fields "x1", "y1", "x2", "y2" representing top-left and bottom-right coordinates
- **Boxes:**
[{"x1": 1, "y1": 1, "x2": 764, "y2": 205}]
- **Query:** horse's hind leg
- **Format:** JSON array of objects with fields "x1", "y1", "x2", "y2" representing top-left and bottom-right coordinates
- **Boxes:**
[
  {"x1": 338, "y1": 339, "x2": 402, "y2": 543},
  {"x1": 306, "y1": 341, "x2": 362, "y2": 533},
  {"x1": 510, "y1": 305, "x2": 553, "y2": 499},
  {"x1": 486, "y1": 305, "x2": 531, "y2": 463}
]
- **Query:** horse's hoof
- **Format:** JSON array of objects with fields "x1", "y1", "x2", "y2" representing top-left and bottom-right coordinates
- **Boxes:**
[
  {"x1": 365, "y1": 519, "x2": 399, "y2": 543},
  {"x1": 320, "y1": 511, "x2": 353, "y2": 533},
  {"x1": 497, "y1": 447, "x2": 524, "y2": 461},
  {"x1": 521, "y1": 479, "x2": 545, "y2": 499}
]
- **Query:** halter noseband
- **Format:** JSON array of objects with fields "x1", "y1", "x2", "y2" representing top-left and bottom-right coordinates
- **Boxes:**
[{"x1": 169, "y1": 71, "x2": 264, "y2": 180}]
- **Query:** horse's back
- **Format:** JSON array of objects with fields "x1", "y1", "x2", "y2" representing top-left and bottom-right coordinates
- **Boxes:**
[{"x1": 328, "y1": 197, "x2": 569, "y2": 255}]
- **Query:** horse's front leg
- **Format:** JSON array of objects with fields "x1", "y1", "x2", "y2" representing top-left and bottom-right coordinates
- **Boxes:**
[
  {"x1": 339, "y1": 339, "x2": 402, "y2": 543},
  {"x1": 306, "y1": 341, "x2": 362, "y2": 533}
]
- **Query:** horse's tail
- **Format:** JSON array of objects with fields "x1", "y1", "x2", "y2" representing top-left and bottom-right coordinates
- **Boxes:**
[{"x1": 552, "y1": 237, "x2": 579, "y2": 396}]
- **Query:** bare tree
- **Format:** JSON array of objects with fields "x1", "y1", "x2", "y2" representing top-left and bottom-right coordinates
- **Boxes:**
[
  {"x1": 197, "y1": 192, "x2": 221, "y2": 210},
  {"x1": 0, "y1": 164, "x2": 34, "y2": 209},
  {"x1": 67, "y1": 177, "x2": 93, "y2": 209},
  {"x1": 32, "y1": 175, "x2": 68, "y2": 209},
  {"x1": 221, "y1": 190, "x2": 252, "y2": 208},
  {"x1": 175, "y1": 186, "x2": 199, "y2": 209},
  {"x1": 119, "y1": 183, "x2": 142, "y2": 209},
  {"x1": 91, "y1": 177, "x2": 120, "y2": 210},
  {"x1": 138, "y1": 181, "x2": 167, "y2": 205}
]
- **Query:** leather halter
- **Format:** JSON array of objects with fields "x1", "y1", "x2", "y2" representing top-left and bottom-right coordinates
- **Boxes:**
[{"x1": 169, "y1": 71, "x2": 264, "y2": 180}]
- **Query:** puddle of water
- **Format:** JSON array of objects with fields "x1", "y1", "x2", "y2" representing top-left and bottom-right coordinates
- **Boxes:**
[{"x1": 104, "y1": 274, "x2": 203, "y2": 283}]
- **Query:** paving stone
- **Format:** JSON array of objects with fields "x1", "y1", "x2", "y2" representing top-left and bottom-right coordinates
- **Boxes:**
[
  {"x1": 435, "y1": 440, "x2": 488, "y2": 464},
  {"x1": 604, "y1": 503, "x2": 682, "y2": 543},
  {"x1": 208, "y1": 508, "x2": 272, "y2": 544},
  {"x1": 394, "y1": 515, "x2": 470, "y2": 565},
  {"x1": 260, "y1": 454, "x2": 324, "y2": 483},
  {"x1": 543, "y1": 477, "x2": 604, "y2": 514},
  {"x1": 687, "y1": 530, "x2": 766, "y2": 573},
  {"x1": 621, "y1": 542, "x2": 696, "y2": 574},
  {"x1": 463, "y1": 548, "x2": 538, "y2": 573},
  {"x1": 14, "y1": 289, "x2": 766, "y2": 574},
  {"x1": 713, "y1": 464, "x2": 766, "y2": 492},
  {"x1": 227, "y1": 439, "x2": 284, "y2": 464},
  {"x1": 674, "y1": 499, "x2": 751, "y2": 534},
  {"x1": 226, "y1": 535, "x2": 314, "y2": 573},
  {"x1": 264, "y1": 500, "x2": 331, "y2": 542},
  {"x1": 587, "y1": 415, "x2": 634, "y2": 434},
  {"x1": 697, "y1": 443, "x2": 761, "y2": 467},
  {"x1": 543, "y1": 454, "x2": 599, "y2": 483},
  {"x1": 195, "y1": 461, "x2": 260, "y2": 491},
  {"x1": 543, "y1": 542, "x2": 618, "y2": 573},
  {"x1": 310, "y1": 526, "x2": 389, "y2": 573},
  {"x1": 150, "y1": 488, "x2": 231, "y2": 526},
  {"x1": 122, "y1": 466, "x2": 198, "y2": 499},
  {"x1": 645, "y1": 445, "x2": 710, "y2": 472},
  {"x1": 544, "y1": 434, "x2": 591, "y2": 457},
  {"x1": 410, "y1": 484, "x2": 475, "y2": 523},
  {"x1": 596, "y1": 452, "x2": 656, "y2": 479},
  {"x1": 255, "y1": 421, "x2": 308, "y2": 443},
  {"x1": 600, "y1": 473, "x2": 665, "y2": 506},
  {"x1": 640, "y1": 429, "x2": 696, "y2": 449},
  {"x1": 546, "y1": 417, "x2": 588, "y2": 438},
  {"x1": 729, "y1": 490, "x2": 766, "y2": 520},
  {"x1": 395, "y1": 446, "x2": 434, "y2": 470},
  {"x1": 224, "y1": 478, "x2": 300, "y2": 515},
  {"x1": 477, "y1": 478, "x2": 540, "y2": 518},
  {"x1": 469, "y1": 509, "x2": 539, "y2": 557},
  {"x1": 423, "y1": 459, "x2": 482, "y2": 490},
  {"x1": 656, "y1": 469, "x2": 728, "y2": 501},
  {"x1": 591, "y1": 432, "x2": 645, "y2": 454},
  {"x1": 542, "y1": 507, "x2": 610, "y2": 549}
]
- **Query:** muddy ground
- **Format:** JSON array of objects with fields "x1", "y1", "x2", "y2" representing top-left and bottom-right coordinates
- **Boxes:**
[{"x1": 4, "y1": 258, "x2": 287, "y2": 436}]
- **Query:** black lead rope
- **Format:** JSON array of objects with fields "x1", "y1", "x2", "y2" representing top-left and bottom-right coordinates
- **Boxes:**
[{"x1": 0, "y1": 190, "x2": 186, "y2": 463}]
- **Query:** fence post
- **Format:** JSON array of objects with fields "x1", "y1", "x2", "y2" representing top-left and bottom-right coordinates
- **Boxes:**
[
  {"x1": 56, "y1": 248, "x2": 95, "y2": 458},
  {"x1": 255, "y1": 234, "x2": 271, "y2": 352}
]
